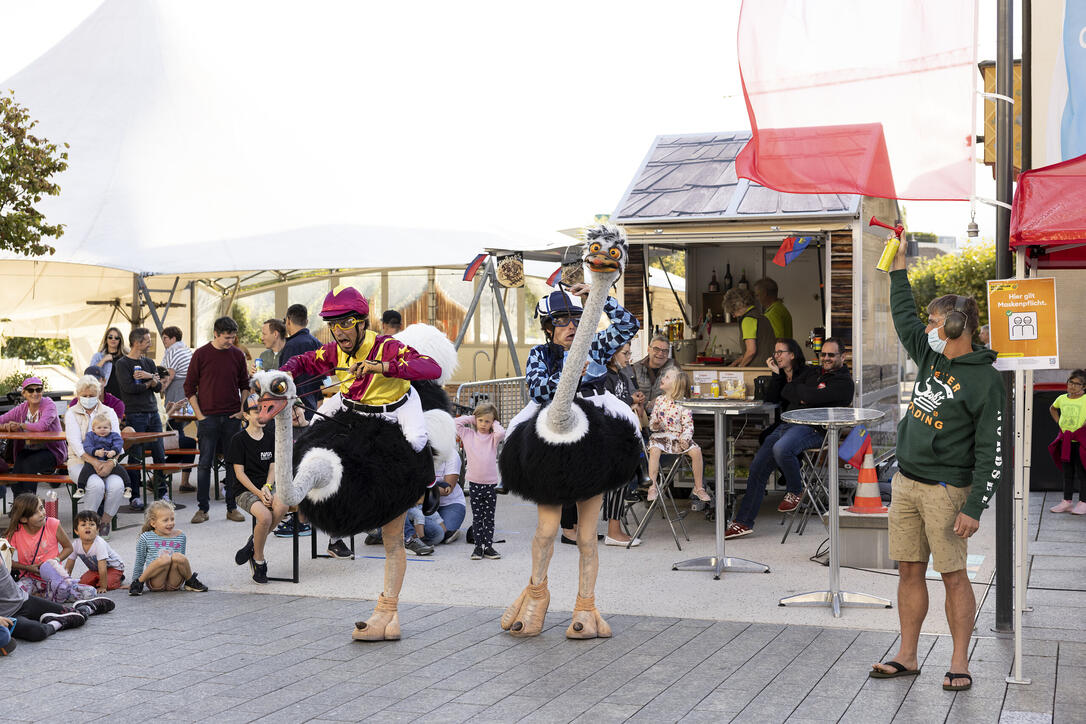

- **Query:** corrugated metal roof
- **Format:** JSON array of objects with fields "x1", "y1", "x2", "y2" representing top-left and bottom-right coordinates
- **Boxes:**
[{"x1": 613, "y1": 133, "x2": 860, "y2": 223}]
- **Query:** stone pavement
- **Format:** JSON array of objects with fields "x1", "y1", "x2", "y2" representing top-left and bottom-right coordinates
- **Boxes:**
[{"x1": 4, "y1": 588, "x2": 1080, "y2": 723}]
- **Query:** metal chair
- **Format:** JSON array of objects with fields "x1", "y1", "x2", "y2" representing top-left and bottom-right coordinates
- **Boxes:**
[
  {"x1": 780, "y1": 439, "x2": 831, "y2": 543},
  {"x1": 628, "y1": 444, "x2": 692, "y2": 550}
]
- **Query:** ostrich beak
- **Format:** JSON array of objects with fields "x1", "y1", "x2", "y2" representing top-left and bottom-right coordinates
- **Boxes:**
[
  {"x1": 258, "y1": 396, "x2": 288, "y2": 425},
  {"x1": 586, "y1": 253, "x2": 620, "y2": 273}
]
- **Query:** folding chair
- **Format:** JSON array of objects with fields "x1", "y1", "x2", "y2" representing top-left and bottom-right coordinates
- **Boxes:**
[
  {"x1": 780, "y1": 438, "x2": 831, "y2": 543},
  {"x1": 628, "y1": 444, "x2": 691, "y2": 550},
  {"x1": 253, "y1": 514, "x2": 300, "y2": 583}
]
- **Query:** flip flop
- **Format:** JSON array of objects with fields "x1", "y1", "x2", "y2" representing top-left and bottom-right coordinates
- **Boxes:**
[
  {"x1": 869, "y1": 661, "x2": 921, "y2": 678},
  {"x1": 942, "y1": 671, "x2": 972, "y2": 691}
]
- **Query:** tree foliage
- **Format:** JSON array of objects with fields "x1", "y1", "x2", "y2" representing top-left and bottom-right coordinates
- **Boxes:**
[
  {"x1": 229, "y1": 303, "x2": 262, "y2": 345},
  {"x1": 0, "y1": 91, "x2": 69, "y2": 256},
  {"x1": 907, "y1": 241, "x2": 996, "y2": 328},
  {"x1": 1, "y1": 336, "x2": 73, "y2": 367}
]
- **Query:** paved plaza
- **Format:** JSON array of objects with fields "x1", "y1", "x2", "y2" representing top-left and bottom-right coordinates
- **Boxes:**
[{"x1": 5, "y1": 490, "x2": 1085, "y2": 723}]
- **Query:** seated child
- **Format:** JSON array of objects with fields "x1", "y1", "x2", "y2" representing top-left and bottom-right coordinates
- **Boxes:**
[
  {"x1": 647, "y1": 369, "x2": 708, "y2": 508},
  {"x1": 64, "y1": 510, "x2": 126, "y2": 592},
  {"x1": 74, "y1": 412, "x2": 128, "y2": 500},
  {"x1": 0, "y1": 555, "x2": 112, "y2": 645},
  {"x1": 4, "y1": 493, "x2": 97, "y2": 602},
  {"x1": 230, "y1": 394, "x2": 289, "y2": 584},
  {"x1": 129, "y1": 500, "x2": 207, "y2": 595}
]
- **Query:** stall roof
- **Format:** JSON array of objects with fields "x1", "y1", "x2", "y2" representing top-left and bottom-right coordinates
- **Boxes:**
[{"x1": 613, "y1": 133, "x2": 861, "y2": 224}]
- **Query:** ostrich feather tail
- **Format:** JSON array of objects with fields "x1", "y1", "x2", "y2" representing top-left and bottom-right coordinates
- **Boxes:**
[
  {"x1": 394, "y1": 324, "x2": 458, "y2": 386},
  {"x1": 425, "y1": 409, "x2": 457, "y2": 466}
]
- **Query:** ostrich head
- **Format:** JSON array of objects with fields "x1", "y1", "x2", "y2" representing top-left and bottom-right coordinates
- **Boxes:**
[
  {"x1": 583, "y1": 224, "x2": 628, "y2": 279},
  {"x1": 250, "y1": 370, "x2": 297, "y2": 425}
]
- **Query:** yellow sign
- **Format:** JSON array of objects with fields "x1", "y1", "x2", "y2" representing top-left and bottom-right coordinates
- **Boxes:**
[{"x1": 986, "y1": 277, "x2": 1059, "y2": 370}]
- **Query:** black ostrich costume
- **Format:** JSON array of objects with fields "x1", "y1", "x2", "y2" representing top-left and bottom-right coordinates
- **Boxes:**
[
  {"x1": 294, "y1": 380, "x2": 450, "y2": 538},
  {"x1": 498, "y1": 398, "x2": 641, "y2": 506}
]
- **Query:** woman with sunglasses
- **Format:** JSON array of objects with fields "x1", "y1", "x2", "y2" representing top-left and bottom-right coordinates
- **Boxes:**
[
  {"x1": 0, "y1": 377, "x2": 67, "y2": 496},
  {"x1": 90, "y1": 327, "x2": 128, "y2": 401}
]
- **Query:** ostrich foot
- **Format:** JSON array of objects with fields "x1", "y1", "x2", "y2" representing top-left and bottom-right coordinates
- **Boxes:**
[
  {"x1": 566, "y1": 594, "x2": 612, "y2": 640},
  {"x1": 500, "y1": 578, "x2": 549, "y2": 637},
  {"x1": 353, "y1": 593, "x2": 400, "y2": 641}
]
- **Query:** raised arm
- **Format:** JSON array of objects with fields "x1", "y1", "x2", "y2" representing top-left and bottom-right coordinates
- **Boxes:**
[{"x1": 589, "y1": 297, "x2": 641, "y2": 367}]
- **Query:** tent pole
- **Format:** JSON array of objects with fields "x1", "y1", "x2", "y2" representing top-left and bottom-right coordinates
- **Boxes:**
[
  {"x1": 453, "y1": 261, "x2": 489, "y2": 351},
  {"x1": 487, "y1": 261, "x2": 521, "y2": 376},
  {"x1": 135, "y1": 277, "x2": 167, "y2": 339},
  {"x1": 130, "y1": 275, "x2": 142, "y2": 327},
  {"x1": 994, "y1": 0, "x2": 1015, "y2": 635}
]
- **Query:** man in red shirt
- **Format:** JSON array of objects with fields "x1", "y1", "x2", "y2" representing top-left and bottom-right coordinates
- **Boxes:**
[{"x1": 184, "y1": 316, "x2": 250, "y2": 524}]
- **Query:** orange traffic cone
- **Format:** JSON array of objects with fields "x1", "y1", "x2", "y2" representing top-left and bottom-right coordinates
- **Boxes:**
[{"x1": 847, "y1": 452, "x2": 887, "y2": 513}]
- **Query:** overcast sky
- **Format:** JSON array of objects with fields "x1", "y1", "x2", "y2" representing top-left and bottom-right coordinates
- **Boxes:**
[{"x1": 0, "y1": 0, "x2": 1019, "y2": 248}]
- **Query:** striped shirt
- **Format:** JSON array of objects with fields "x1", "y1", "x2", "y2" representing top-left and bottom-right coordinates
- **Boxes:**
[
  {"x1": 161, "y1": 342, "x2": 193, "y2": 404},
  {"x1": 131, "y1": 530, "x2": 187, "y2": 580}
]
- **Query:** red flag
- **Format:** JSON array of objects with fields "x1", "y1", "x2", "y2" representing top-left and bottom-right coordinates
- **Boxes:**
[{"x1": 736, "y1": 0, "x2": 976, "y2": 201}]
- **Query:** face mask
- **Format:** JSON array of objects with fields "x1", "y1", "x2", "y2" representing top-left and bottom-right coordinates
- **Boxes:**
[
  {"x1": 927, "y1": 325, "x2": 947, "y2": 354},
  {"x1": 79, "y1": 396, "x2": 98, "y2": 410}
]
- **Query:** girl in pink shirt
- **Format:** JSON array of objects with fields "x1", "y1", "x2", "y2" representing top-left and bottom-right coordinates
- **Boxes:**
[
  {"x1": 455, "y1": 403, "x2": 505, "y2": 561},
  {"x1": 4, "y1": 493, "x2": 96, "y2": 602}
]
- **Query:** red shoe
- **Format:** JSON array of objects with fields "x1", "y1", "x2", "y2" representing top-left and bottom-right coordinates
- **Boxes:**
[
  {"x1": 724, "y1": 522, "x2": 752, "y2": 539},
  {"x1": 777, "y1": 492, "x2": 802, "y2": 513}
]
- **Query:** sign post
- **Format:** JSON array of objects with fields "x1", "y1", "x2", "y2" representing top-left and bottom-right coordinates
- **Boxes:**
[{"x1": 988, "y1": 274, "x2": 1059, "y2": 686}]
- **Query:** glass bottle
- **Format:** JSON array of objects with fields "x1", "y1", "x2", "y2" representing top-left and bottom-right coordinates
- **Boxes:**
[
  {"x1": 738, "y1": 269, "x2": 749, "y2": 290},
  {"x1": 723, "y1": 264, "x2": 733, "y2": 291},
  {"x1": 708, "y1": 269, "x2": 720, "y2": 293}
]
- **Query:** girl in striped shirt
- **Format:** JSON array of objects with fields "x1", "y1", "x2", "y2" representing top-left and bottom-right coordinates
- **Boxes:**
[{"x1": 128, "y1": 500, "x2": 207, "y2": 595}]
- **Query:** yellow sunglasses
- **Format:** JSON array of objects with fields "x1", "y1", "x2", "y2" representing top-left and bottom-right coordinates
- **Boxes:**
[{"x1": 329, "y1": 317, "x2": 362, "y2": 332}]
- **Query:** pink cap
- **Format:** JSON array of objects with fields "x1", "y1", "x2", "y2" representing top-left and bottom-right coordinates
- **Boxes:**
[{"x1": 21, "y1": 376, "x2": 43, "y2": 390}]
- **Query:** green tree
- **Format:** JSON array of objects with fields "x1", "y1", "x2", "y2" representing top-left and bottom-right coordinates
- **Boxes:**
[
  {"x1": 229, "y1": 303, "x2": 262, "y2": 345},
  {"x1": 650, "y1": 249, "x2": 686, "y2": 278},
  {"x1": 1, "y1": 336, "x2": 73, "y2": 367},
  {"x1": 0, "y1": 91, "x2": 69, "y2": 256},
  {"x1": 907, "y1": 241, "x2": 996, "y2": 330}
]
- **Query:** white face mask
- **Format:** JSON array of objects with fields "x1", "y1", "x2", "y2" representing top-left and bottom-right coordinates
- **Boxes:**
[
  {"x1": 927, "y1": 325, "x2": 948, "y2": 355},
  {"x1": 79, "y1": 396, "x2": 98, "y2": 410}
]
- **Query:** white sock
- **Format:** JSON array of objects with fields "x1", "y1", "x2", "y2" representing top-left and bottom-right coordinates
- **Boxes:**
[
  {"x1": 48, "y1": 621, "x2": 62, "y2": 633},
  {"x1": 253, "y1": 559, "x2": 265, "y2": 565}
]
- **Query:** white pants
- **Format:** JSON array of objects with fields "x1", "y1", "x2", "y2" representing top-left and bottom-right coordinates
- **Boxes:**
[
  {"x1": 507, "y1": 390, "x2": 640, "y2": 437},
  {"x1": 354, "y1": 387, "x2": 428, "y2": 453},
  {"x1": 70, "y1": 462, "x2": 125, "y2": 517}
]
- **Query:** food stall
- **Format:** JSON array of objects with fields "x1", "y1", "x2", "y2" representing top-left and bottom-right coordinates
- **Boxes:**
[{"x1": 611, "y1": 132, "x2": 903, "y2": 487}]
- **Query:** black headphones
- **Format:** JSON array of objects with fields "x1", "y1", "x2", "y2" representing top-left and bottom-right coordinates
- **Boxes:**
[{"x1": 943, "y1": 296, "x2": 970, "y2": 340}]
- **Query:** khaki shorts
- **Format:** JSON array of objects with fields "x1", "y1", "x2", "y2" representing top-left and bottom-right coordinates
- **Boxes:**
[
  {"x1": 235, "y1": 487, "x2": 272, "y2": 515},
  {"x1": 888, "y1": 472, "x2": 970, "y2": 573}
]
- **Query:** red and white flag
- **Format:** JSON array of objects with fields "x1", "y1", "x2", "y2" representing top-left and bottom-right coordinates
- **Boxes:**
[{"x1": 735, "y1": 0, "x2": 977, "y2": 201}]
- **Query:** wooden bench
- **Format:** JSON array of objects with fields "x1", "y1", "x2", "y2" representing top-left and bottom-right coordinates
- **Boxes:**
[
  {"x1": 123, "y1": 462, "x2": 197, "y2": 502},
  {"x1": 0, "y1": 473, "x2": 78, "y2": 521}
]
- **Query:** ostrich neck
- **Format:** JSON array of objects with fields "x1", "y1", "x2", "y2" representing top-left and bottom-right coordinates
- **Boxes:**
[
  {"x1": 546, "y1": 271, "x2": 617, "y2": 432},
  {"x1": 274, "y1": 406, "x2": 296, "y2": 500}
]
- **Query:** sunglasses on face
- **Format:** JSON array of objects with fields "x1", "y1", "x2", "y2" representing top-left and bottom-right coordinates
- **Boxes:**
[
  {"x1": 329, "y1": 317, "x2": 362, "y2": 332},
  {"x1": 551, "y1": 316, "x2": 580, "y2": 328},
  {"x1": 107, "y1": 336, "x2": 121, "y2": 341},
  {"x1": 820, "y1": 352, "x2": 839, "y2": 358},
  {"x1": 24, "y1": 387, "x2": 43, "y2": 394}
]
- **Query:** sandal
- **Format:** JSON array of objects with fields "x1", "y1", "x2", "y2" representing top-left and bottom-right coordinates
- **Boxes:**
[
  {"x1": 942, "y1": 671, "x2": 972, "y2": 691},
  {"x1": 869, "y1": 661, "x2": 921, "y2": 678},
  {"x1": 691, "y1": 487, "x2": 711, "y2": 502}
]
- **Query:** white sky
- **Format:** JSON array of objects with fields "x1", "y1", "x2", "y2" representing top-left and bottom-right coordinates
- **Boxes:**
[{"x1": 0, "y1": 0, "x2": 1020, "y2": 248}]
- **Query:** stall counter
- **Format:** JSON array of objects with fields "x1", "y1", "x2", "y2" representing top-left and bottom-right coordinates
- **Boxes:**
[{"x1": 680, "y1": 365, "x2": 774, "y2": 396}]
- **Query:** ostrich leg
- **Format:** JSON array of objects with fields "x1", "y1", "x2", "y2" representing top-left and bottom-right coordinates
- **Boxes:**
[
  {"x1": 501, "y1": 504, "x2": 560, "y2": 636},
  {"x1": 567, "y1": 494, "x2": 611, "y2": 639},
  {"x1": 353, "y1": 512, "x2": 408, "y2": 641}
]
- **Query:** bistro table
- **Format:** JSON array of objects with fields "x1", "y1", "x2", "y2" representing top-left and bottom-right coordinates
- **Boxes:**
[
  {"x1": 672, "y1": 399, "x2": 775, "y2": 579},
  {"x1": 777, "y1": 407, "x2": 891, "y2": 617}
]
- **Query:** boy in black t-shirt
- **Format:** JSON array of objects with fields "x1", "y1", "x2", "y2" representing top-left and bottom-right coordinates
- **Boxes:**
[{"x1": 229, "y1": 395, "x2": 288, "y2": 584}]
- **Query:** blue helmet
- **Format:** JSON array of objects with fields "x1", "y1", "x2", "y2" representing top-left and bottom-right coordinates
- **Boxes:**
[{"x1": 535, "y1": 290, "x2": 583, "y2": 325}]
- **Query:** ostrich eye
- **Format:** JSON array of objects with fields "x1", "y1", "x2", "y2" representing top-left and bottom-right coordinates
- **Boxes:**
[
  {"x1": 270, "y1": 378, "x2": 288, "y2": 395},
  {"x1": 588, "y1": 242, "x2": 602, "y2": 254},
  {"x1": 608, "y1": 247, "x2": 621, "y2": 259}
]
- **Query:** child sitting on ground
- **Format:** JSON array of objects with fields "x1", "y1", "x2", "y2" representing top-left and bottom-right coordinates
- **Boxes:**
[
  {"x1": 4, "y1": 493, "x2": 97, "y2": 602},
  {"x1": 454, "y1": 402, "x2": 505, "y2": 561},
  {"x1": 64, "y1": 510, "x2": 126, "y2": 592},
  {"x1": 1049, "y1": 368, "x2": 1086, "y2": 514},
  {"x1": 0, "y1": 555, "x2": 113, "y2": 647},
  {"x1": 230, "y1": 394, "x2": 289, "y2": 584},
  {"x1": 74, "y1": 412, "x2": 128, "y2": 500},
  {"x1": 129, "y1": 500, "x2": 207, "y2": 595},
  {"x1": 646, "y1": 368, "x2": 709, "y2": 508}
]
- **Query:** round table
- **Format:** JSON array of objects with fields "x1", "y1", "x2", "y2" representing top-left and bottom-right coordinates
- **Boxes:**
[
  {"x1": 672, "y1": 399, "x2": 775, "y2": 579},
  {"x1": 777, "y1": 407, "x2": 890, "y2": 617}
]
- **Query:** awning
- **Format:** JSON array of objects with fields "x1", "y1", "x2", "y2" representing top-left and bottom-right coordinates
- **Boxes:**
[{"x1": 1010, "y1": 153, "x2": 1086, "y2": 251}]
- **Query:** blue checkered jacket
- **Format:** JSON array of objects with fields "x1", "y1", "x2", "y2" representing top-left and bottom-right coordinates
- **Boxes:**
[{"x1": 525, "y1": 297, "x2": 640, "y2": 404}]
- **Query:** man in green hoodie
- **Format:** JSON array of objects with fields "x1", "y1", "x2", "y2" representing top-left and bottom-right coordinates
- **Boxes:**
[{"x1": 870, "y1": 242, "x2": 1004, "y2": 693}]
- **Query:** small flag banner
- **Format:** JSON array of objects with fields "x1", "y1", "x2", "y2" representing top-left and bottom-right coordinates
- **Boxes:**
[
  {"x1": 838, "y1": 424, "x2": 871, "y2": 469},
  {"x1": 463, "y1": 253, "x2": 488, "y2": 282},
  {"x1": 546, "y1": 267, "x2": 562, "y2": 287},
  {"x1": 772, "y1": 236, "x2": 813, "y2": 267}
]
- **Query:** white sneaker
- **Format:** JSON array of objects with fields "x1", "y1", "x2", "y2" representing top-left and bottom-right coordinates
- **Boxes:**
[
  {"x1": 72, "y1": 488, "x2": 85, "y2": 500},
  {"x1": 604, "y1": 536, "x2": 641, "y2": 547},
  {"x1": 123, "y1": 488, "x2": 132, "y2": 499}
]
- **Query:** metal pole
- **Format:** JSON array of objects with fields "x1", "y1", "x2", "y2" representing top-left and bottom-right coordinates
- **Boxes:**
[
  {"x1": 453, "y1": 261, "x2": 489, "y2": 350},
  {"x1": 1021, "y1": 0, "x2": 1032, "y2": 173},
  {"x1": 488, "y1": 262, "x2": 521, "y2": 376},
  {"x1": 994, "y1": 0, "x2": 1015, "y2": 634}
]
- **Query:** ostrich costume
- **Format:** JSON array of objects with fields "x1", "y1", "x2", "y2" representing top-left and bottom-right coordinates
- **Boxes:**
[
  {"x1": 499, "y1": 225, "x2": 641, "y2": 639},
  {"x1": 259, "y1": 319, "x2": 457, "y2": 641}
]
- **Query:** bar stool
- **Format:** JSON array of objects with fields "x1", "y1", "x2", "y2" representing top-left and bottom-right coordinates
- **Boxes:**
[
  {"x1": 628, "y1": 445, "x2": 691, "y2": 550},
  {"x1": 780, "y1": 440, "x2": 831, "y2": 543}
]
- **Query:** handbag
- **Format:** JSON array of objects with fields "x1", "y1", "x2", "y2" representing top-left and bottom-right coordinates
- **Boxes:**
[{"x1": 10, "y1": 526, "x2": 45, "y2": 582}]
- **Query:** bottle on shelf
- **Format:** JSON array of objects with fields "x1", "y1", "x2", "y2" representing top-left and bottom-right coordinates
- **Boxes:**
[
  {"x1": 723, "y1": 263, "x2": 733, "y2": 291},
  {"x1": 708, "y1": 269, "x2": 720, "y2": 293},
  {"x1": 738, "y1": 269, "x2": 749, "y2": 290}
]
